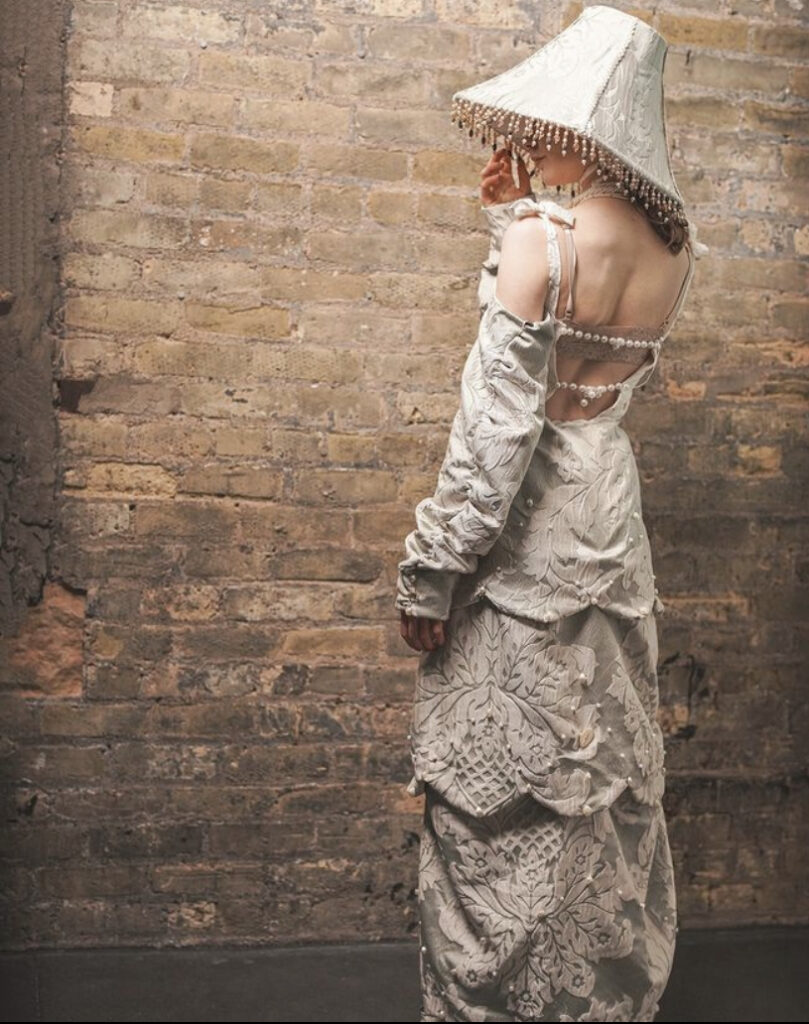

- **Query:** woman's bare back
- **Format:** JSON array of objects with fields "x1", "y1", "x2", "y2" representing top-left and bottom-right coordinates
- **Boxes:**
[
  {"x1": 547, "y1": 196, "x2": 692, "y2": 420},
  {"x1": 498, "y1": 194, "x2": 693, "y2": 423}
]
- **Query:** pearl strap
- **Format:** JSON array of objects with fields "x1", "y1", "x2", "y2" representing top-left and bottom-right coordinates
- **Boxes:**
[
  {"x1": 557, "y1": 322, "x2": 662, "y2": 349},
  {"x1": 555, "y1": 379, "x2": 629, "y2": 408}
]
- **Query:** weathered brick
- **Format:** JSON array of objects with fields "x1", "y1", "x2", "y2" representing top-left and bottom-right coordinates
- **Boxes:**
[
  {"x1": 743, "y1": 100, "x2": 809, "y2": 137},
  {"x1": 355, "y1": 106, "x2": 456, "y2": 146},
  {"x1": 65, "y1": 295, "x2": 183, "y2": 334},
  {"x1": 295, "y1": 468, "x2": 397, "y2": 505},
  {"x1": 659, "y1": 13, "x2": 748, "y2": 50},
  {"x1": 751, "y1": 23, "x2": 809, "y2": 58},
  {"x1": 179, "y1": 464, "x2": 285, "y2": 499},
  {"x1": 70, "y1": 37, "x2": 192, "y2": 83},
  {"x1": 660, "y1": 50, "x2": 790, "y2": 94},
  {"x1": 117, "y1": 87, "x2": 236, "y2": 126},
  {"x1": 6, "y1": 0, "x2": 804, "y2": 956},
  {"x1": 189, "y1": 134, "x2": 300, "y2": 175},
  {"x1": 72, "y1": 124, "x2": 185, "y2": 163},
  {"x1": 280, "y1": 625, "x2": 384, "y2": 657},
  {"x1": 367, "y1": 22, "x2": 469, "y2": 61},
  {"x1": 69, "y1": 80, "x2": 113, "y2": 117},
  {"x1": 306, "y1": 144, "x2": 408, "y2": 181},
  {"x1": 69, "y1": 209, "x2": 188, "y2": 249},
  {"x1": 317, "y1": 62, "x2": 431, "y2": 105},
  {"x1": 63, "y1": 252, "x2": 141, "y2": 291},
  {"x1": 140, "y1": 257, "x2": 262, "y2": 298},
  {"x1": 198, "y1": 51, "x2": 311, "y2": 94},
  {"x1": 120, "y1": 4, "x2": 242, "y2": 45},
  {"x1": 83, "y1": 462, "x2": 177, "y2": 496},
  {"x1": 312, "y1": 184, "x2": 364, "y2": 223}
]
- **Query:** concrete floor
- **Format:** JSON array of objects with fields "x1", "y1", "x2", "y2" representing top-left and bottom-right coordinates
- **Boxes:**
[{"x1": 1, "y1": 926, "x2": 807, "y2": 1022}]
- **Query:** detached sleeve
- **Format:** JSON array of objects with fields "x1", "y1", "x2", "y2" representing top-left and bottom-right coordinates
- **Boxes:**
[{"x1": 394, "y1": 299, "x2": 555, "y2": 621}]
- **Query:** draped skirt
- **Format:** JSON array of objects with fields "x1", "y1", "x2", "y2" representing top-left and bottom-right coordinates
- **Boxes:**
[{"x1": 410, "y1": 596, "x2": 678, "y2": 1023}]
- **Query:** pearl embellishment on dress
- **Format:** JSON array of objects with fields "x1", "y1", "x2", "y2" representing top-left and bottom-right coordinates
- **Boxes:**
[
  {"x1": 556, "y1": 378, "x2": 629, "y2": 407},
  {"x1": 558, "y1": 322, "x2": 663, "y2": 349}
]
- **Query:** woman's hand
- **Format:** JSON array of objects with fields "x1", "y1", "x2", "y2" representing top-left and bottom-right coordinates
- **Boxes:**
[
  {"x1": 400, "y1": 611, "x2": 448, "y2": 652},
  {"x1": 480, "y1": 147, "x2": 531, "y2": 207}
]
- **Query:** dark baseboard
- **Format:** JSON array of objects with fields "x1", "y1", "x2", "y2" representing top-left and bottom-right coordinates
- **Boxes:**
[{"x1": 1, "y1": 925, "x2": 807, "y2": 1022}]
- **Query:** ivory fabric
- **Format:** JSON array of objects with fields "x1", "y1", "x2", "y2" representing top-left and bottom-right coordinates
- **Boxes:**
[
  {"x1": 394, "y1": 193, "x2": 701, "y2": 627},
  {"x1": 394, "y1": 194, "x2": 700, "y2": 1021},
  {"x1": 450, "y1": 4, "x2": 707, "y2": 245}
]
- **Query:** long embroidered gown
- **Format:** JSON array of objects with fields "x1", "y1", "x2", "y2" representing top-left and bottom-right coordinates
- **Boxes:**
[{"x1": 394, "y1": 188, "x2": 703, "y2": 1023}]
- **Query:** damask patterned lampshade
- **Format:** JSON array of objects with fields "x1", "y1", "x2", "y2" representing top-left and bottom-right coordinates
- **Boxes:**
[{"x1": 451, "y1": 5, "x2": 688, "y2": 228}]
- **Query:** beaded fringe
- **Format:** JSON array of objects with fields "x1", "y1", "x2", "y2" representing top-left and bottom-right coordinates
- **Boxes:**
[{"x1": 451, "y1": 98, "x2": 688, "y2": 230}]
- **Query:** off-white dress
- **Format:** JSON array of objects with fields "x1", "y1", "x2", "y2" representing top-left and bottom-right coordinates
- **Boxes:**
[{"x1": 395, "y1": 191, "x2": 705, "y2": 1023}]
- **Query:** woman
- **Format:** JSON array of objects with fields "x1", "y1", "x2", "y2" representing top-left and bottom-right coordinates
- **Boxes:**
[{"x1": 394, "y1": 7, "x2": 709, "y2": 1022}]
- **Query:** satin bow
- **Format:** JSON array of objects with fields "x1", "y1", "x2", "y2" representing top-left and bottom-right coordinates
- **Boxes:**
[
  {"x1": 686, "y1": 219, "x2": 710, "y2": 259},
  {"x1": 512, "y1": 195, "x2": 576, "y2": 227}
]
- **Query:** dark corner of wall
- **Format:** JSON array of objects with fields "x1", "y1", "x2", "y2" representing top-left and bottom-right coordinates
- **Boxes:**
[{"x1": 0, "y1": 0, "x2": 75, "y2": 639}]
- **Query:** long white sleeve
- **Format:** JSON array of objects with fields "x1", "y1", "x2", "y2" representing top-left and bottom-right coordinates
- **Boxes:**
[{"x1": 394, "y1": 195, "x2": 553, "y2": 621}]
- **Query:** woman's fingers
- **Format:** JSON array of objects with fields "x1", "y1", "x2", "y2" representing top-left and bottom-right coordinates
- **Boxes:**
[
  {"x1": 399, "y1": 612, "x2": 448, "y2": 651},
  {"x1": 481, "y1": 148, "x2": 531, "y2": 206},
  {"x1": 417, "y1": 617, "x2": 437, "y2": 651}
]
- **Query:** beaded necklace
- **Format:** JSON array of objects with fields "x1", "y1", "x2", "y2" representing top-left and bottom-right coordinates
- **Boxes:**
[{"x1": 568, "y1": 175, "x2": 636, "y2": 209}]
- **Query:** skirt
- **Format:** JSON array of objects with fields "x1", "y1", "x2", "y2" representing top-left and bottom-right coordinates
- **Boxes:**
[{"x1": 411, "y1": 596, "x2": 678, "y2": 1023}]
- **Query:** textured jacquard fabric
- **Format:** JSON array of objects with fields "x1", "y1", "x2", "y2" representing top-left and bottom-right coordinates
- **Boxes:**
[
  {"x1": 418, "y1": 775, "x2": 677, "y2": 1022},
  {"x1": 406, "y1": 598, "x2": 665, "y2": 815},
  {"x1": 399, "y1": 195, "x2": 694, "y2": 1022},
  {"x1": 395, "y1": 193, "x2": 699, "y2": 625},
  {"x1": 395, "y1": 196, "x2": 557, "y2": 622}
]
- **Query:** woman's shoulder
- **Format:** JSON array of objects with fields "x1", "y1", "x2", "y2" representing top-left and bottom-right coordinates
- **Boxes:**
[{"x1": 496, "y1": 215, "x2": 553, "y2": 325}]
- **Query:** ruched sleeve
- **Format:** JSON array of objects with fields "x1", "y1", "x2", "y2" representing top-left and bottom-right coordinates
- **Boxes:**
[{"x1": 394, "y1": 295, "x2": 556, "y2": 621}]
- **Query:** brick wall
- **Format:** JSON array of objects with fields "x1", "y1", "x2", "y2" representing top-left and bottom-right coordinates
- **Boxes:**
[{"x1": 1, "y1": 0, "x2": 807, "y2": 948}]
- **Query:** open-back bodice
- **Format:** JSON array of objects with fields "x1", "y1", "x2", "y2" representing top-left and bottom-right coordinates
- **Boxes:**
[{"x1": 508, "y1": 194, "x2": 697, "y2": 419}]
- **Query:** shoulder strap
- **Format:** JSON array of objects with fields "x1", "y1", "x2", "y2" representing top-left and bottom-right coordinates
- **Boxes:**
[
  {"x1": 561, "y1": 226, "x2": 577, "y2": 322},
  {"x1": 657, "y1": 242, "x2": 696, "y2": 339}
]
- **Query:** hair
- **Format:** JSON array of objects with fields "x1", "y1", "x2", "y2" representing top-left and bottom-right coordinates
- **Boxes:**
[
  {"x1": 644, "y1": 207, "x2": 688, "y2": 256},
  {"x1": 597, "y1": 165, "x2": 689, "y2": 256}
]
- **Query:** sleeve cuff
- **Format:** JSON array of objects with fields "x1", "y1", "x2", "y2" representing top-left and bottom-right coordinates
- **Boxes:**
[{"x1": 394, "y1": 565, "x2": 460, "y2": 622}]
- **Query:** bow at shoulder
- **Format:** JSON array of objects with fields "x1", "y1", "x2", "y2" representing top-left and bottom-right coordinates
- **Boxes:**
[
  {"x1": 686, "y1": 219, "x2": 710, "y2": 259},
  {"x1": 512, "y1": 195, "x2": 576, "y2": 227}
]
